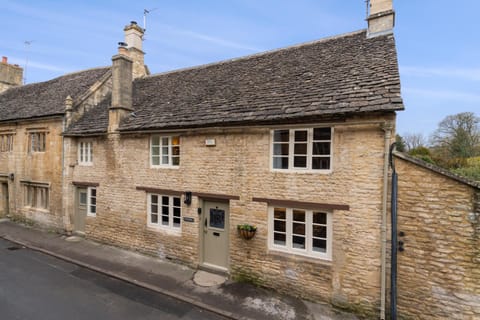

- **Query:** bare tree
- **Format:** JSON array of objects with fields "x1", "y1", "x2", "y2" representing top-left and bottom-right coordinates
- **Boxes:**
[
  {"x1": 431, "y1": 112, "x2": 480, "y2": 159},
  {"x1": 402, "y1": 132, "x2": 427, "y2": 151}
]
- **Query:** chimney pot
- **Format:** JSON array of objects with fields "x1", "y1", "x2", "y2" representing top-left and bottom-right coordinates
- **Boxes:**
[
  {"x1": 130, "y1": 21, "x2": 137, "y2": 25},
  {"x1": 2, "y1": 56, "x2": 7, "y2": 64}
]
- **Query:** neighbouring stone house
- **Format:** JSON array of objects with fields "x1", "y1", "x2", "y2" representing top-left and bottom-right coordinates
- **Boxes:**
[
  {"x1": 394, "y1": 152, "x2": 480, "y2": 319},
  {"x1": 1, "y1": 1, "x2": 478, "y2": 319}
]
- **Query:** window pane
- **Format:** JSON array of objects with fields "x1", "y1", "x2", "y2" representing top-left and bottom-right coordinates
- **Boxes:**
[
  {"x1": 152, "y1": 156, "x2": 160, "y2": 166},
  {"x1": 151, "y1": 214, "x2": 158, "y2": 223},
  {"x1": 161, "y1": 137, "x2": 169, "y2": 146},
  {"x1": 162, "y1": 215, "x2": 169, "y2": 225},
  {"x1": 162, "y1": 196, "x2": 169, "y2": 205},
  {"x1": 172, "y1": 156, "x2": 180, "y2": 166},
  {"x1": 273, "y1": 157, "x2": 288, "y2": 169},
  {"x1": 162, "y1": 206, "x2": 169, "y2": 216},
  {"x1": 312, "y1": 142, "x2": 330, "y2": 155},
  {"x1": 91, "y1": 196, "x2": 96, "y2": 205},
  {"x1": 173, "y1": 207, "x2": 181, "y2": 218},
  {"x1": 292, "y1": 236, "x2": 306, "y2": 249},
  {"x1": 209, "y1": 209, "x2": 225, "y2": 229},
  {"x1": 274, "y1": 232, "x2": 286, "y2": 246},
  {"x1": 313, "y1": 225, "x2": 327, "y2": 238},
  {"x1": 161, "y1": 155, "x2": 169, "y2": 165},
  {"x1": 151, "y1": 204, "x2": 158, "y2": 213},
  {"x1": 151, "y1": 195, "x2": 158, "y2": 203},
  {"x1": 312, "y1": 157, "x2": 330, "y2": 170},
  {"x1": 173, "y1": 217, "x2": 181, "y2": 227},
  {"x1": 173, "y1": 197, "x2": 180, "y2": 207},
  {"x1": 172, "y1": 146, "x2": 180, "y2": 156},
  {"x1": 274, "y1": 220, "x2": 286, "y2": 232},
  {"x1": 294, "y1": 130, "x2": 307, "y2": 142},
  {"x1": 91, "y1": 189, "x2": 96, "y2": 197},
  {"x1": 274, "y1": 208, "x2": 286, "y2": 220},
  {"x1": 90, "y1": 205, "x2": 96, "y2": 214},
  {"x1": 172, "y1": 136, "x2": 180, "y2": 146},
  {"x1": 293, "y1": 223, "x2": 305, "y2": 235},
  {"x1": 313, "y1": 128, "x2": 331, "y2": 140},
  {"x1": 313, "y1": 212, "x2": 327, "y2": 224},
  {"x1": 79, "y1": 192, "x2": 87, "y2": 205},
  {"x1": 294, "y1": 143, "x2": 307, "y2": 154},
  {"x1": 292, "y1": 210, "x2": 305, "y2": 222},
  {"x1": 293, "y1": 156, "x2": 307, "y2": 168},
  {"x1": 313, "y1": 239, "x2": 327, "y2": 252},
  {"x1": 273, "y1": 130, "x2": 289, "y2": 142},
  {"x1": 151, "y1": 146, "x2": 160, "y2": 156},
  {"x1": 273, "y1": 143, "x2": 289, "y2": 156}
]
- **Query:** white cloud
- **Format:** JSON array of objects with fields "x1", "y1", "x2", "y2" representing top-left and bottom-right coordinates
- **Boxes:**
[{"x1": 401, "y1": 66, "x2": 480, "y2": 81}]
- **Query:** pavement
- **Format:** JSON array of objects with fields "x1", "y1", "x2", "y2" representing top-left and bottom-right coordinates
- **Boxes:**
[{"x1": 0, "y1": 219, "x2": 358, "y2": 320}]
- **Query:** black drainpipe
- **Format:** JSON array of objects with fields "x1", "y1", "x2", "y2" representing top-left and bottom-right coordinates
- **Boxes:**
[{"x1": 389, "y1": 143, "x2": 398, "y2": 320}]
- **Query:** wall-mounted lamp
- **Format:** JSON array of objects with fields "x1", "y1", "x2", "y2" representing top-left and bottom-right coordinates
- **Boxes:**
[
  {"x1": 8, "y1": 173, "x2": 14, "y2": 181},
  {"x1": 184, "y1": 191, "x2": 192, "y2": 205}
]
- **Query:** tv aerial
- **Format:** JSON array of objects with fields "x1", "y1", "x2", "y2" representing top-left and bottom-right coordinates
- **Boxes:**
[
  {"x1": 143, "y1": 8, "x2": 158, "y2": 31},
  {"x1": 23, "y1": 40, "x2": 34, "y2": 84}
]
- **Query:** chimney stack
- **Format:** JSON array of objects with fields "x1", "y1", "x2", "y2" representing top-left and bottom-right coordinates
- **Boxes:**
[
  {"x1": 123, "y1": 21, "x2": 147, "y2": 79},
  {"x1": 108, "y1": 43, "x2": 133, "y2": 133},
  {"x1": 0, "y1": 55, "x2": 23, "y2": 93},
  {"x1": 367, "y1": 0, "x2": 395, "y2": 38}
]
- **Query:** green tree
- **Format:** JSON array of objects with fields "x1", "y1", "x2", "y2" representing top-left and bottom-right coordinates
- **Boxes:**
[
  {"x1": 431, "y1": 112, "x2": 480, "y2": 160},
  {"x1": 395, "y1": 134, "x2": 406, "y2": 152}
]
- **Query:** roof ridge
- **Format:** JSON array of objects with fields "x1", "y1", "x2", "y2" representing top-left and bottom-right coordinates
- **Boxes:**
[{"x1": 137, "y1": 29, "x2": 368, "y2": 81}]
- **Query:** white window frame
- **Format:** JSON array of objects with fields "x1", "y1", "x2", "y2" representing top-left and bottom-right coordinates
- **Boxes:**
[
  {"x1": 150, "y1": 135, "x2": 180, "y2": 168},
  {"x1": 271, "y1": 127, "x2": 333, "y2": 172},
  {"x1": 87, "y1": 187, "x2": 96, "y2": 217},
  {"x1": 78, "y1": 140, "x2": 93, "y2": 165},
  {"x1": 147, "y1": 193, "x2": 182, "y2": 232},
  {"x1": 268, "y1": 207, "x2": 332, "y2": 260}
]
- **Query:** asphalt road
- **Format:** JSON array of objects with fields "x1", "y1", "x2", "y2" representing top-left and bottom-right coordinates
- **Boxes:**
[{"x1": 0, "y1": 238, "x2": 226, "y2": 320}]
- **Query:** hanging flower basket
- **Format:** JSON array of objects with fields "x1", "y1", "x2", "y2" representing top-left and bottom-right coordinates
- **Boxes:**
[{"x1": 237, "y1": 224, "x2": 257, "y2": 240}]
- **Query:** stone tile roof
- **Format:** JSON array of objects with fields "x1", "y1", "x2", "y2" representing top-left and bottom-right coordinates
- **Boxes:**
[
  {"x1": 119, "y1": 30, "x2": 403, "y2": 132},
  {"x1": 0, "y1": 67, "x2": 110, "y2": 123},
  {"x1": 65, "y1": 93, "x2": 110, "y2": 136},
  {"x1": 394, "y1": 151, "x2": 480, "y2": 190}
]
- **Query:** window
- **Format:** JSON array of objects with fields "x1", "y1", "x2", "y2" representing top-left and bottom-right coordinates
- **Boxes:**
[
  {"x1": 0, "y1": 134, "x2": 14, "y2": 152},
  {"x1": 269, "y1": 207, "x2": 332, "y2": 260},
  {"x1": 272, "y1": 128, "x2": 332, "y2": 171},
  {"x1": 24, "y1": 185, "x2": 49, "y2": 210},
  {"x1": 78, "y1": 141, "x2": 93, "y2": 165},
  {"x1": 87, "y1": 187, "x2": 96, "y2": 216},
  {"x1": 148, "y1": 194, "x2": 181, "y2": 230},
  {"x1": 29, "y1": 132, "x2": 46, "y2": 153},
  {"x1": 151, "y1": 136, "x2": 180, "y2": 167}
]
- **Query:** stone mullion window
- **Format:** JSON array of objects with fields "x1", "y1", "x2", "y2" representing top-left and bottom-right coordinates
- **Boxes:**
[
  {"x1": 29, "y1": 132, "x2": 47, "y2": 153},
  {"x1": 23, "y1": 184, "x2": 49, "y2": 210},
  {"x1": 0, "y1": 134, "x2": 14, "y2": 152}
]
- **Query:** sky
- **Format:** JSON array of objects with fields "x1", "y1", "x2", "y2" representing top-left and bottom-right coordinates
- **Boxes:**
[{"x1": 1, "y1": 0, "x2": 479, "y2": 139}]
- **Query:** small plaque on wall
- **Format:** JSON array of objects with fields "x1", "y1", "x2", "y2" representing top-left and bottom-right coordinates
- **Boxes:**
[
  {"x1": 205, "y1": 138, "x2": 216, "y2": 146},
  {"x1": 183, "y1": 217, "x2": 195, "y2": 223}
]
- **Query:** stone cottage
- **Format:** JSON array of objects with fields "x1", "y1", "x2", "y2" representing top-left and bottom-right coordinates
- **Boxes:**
[{"x1": 1, "y1": 0, "x2": 478, "y2": 318}]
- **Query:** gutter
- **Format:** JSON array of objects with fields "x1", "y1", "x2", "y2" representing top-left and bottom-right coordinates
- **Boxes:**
[{"x1": 380, "y1": 122, "x2": 393, "y2": 320}]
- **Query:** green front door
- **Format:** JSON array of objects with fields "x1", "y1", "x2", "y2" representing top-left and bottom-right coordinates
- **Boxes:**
[{"x1": 75, "y1": 188, "x2": 87, "y2": 233}]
